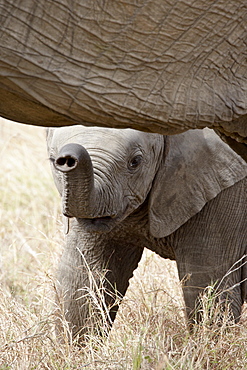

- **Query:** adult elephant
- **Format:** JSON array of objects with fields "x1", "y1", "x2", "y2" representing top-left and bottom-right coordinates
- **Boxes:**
[{"x1": 0, "y1": 0, "x2": 247, "y2": 159}]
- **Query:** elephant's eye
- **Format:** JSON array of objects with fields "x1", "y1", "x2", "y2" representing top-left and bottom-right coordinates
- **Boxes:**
[
  {"x1": 49, "y1": 156, "x2": 55, "y2": 164},
  {"x1": 128, "y1": 155, "x2": 142, "y2": 170}
]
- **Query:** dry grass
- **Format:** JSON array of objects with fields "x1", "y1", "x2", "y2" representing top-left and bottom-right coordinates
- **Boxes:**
[{"x1": 0, "y1": 119, "x2": 246, "y2": 369}]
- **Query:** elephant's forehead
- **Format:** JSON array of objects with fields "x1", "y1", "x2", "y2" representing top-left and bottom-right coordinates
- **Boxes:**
[{"x1": 52, "y1": 125, "x2": 160, "y2": 150}]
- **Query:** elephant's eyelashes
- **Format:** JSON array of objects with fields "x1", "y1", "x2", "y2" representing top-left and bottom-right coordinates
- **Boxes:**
[{"x1": 128, "y1": 155, "x2": 142, "y2": 170}]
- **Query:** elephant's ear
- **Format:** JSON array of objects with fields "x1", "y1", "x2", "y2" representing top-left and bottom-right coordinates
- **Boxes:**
[{"x1": 149, "y1": 128, "x2": 247, "y2": 238}]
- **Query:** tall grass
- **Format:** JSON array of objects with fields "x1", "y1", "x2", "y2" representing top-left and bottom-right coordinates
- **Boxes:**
[{"x1": 0, "y1": 119, "x2": 246, "y2": 369}]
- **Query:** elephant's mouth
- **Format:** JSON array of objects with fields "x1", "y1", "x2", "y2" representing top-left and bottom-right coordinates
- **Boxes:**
[
  {"x1": 78, "y1": 215, "x2": 119, "y2": 233},
  {"x1": 64, "y1": 204, "x2": 130, "y2": 233}
]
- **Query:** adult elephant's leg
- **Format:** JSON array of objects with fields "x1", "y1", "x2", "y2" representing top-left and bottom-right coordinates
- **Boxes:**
[
  {"x1": 171, "y1": 178, "x2": 247, "y2": 324},
  {"x1": 56, "y1": 219, "x2": 143, "y2": 342}
]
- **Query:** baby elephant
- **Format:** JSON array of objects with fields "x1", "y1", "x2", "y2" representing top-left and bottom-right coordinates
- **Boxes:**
[{"x1": 47, "y1": 126, "x2": 247, "y2": 341}]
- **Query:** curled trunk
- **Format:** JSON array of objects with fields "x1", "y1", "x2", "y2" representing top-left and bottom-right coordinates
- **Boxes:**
[{"x1": 55, "y1": 143, "x2": 96, "y2": 218}]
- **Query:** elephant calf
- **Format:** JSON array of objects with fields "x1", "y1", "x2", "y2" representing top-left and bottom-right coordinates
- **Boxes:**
[{"x1": 47, "y1": 126, "x2": 247, "y2": 341}]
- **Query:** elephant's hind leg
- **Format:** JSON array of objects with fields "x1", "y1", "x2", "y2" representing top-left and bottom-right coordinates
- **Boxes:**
[{"x1": 173, "y1": 177, "x2": 247, "y2": 326}]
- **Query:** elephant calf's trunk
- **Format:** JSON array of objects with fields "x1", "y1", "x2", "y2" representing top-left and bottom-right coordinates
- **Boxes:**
[
  {"x1": 55, "y1": 143, "x2": 88, "y2": 172},
  {"x1": 55, "y1": 143, "x2": 95, "y2": 218}
]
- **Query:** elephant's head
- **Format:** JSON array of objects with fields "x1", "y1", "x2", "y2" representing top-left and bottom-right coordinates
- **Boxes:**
[
  {"x1": 47, "y1": 126, "x2": 164, "y2": 233},
  {"x1": 47, "y1": 126, "x2": 247, "y2": 235}
]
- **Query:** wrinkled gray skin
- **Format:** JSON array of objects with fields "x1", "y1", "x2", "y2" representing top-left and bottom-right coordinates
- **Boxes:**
[
  {"x1": 47, "y1": 125, "x2": 247, "y2": 341},
  {"x1": 1, "y1": 1, "x2": 247, "y2": 160}
]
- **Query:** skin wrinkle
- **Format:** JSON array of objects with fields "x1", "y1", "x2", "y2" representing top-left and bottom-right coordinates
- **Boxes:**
[
  {"x1": 165, "y1": 9, "x2": 246, "y2": 124},
  {"x1": 90, "y1": 152, "x2": 149, "y2": 218},
  {"x1": 91, "y1": 160, "x2": 121, "y2": 217},
  {"x1": 100, "y1": 1, "x2": 245, "y2": 125},
  {"x1": 62, "y1": 172, "x2": 92, "y2": 215},
  {"x1": 1, "y1": 1, "x2": 247, "y2": 142},
  {"x1": 171, "y1": 181, "x2": 246, "y2": 311},
  {"x1": 172, "y1": 36, "x2": 220, "y2": 120},
  {"x1": 0, "y1": 3, "x2": 235, "y2": 56},
  {"x1": 76, "y1": 3, "x2": 208, "y2": 117},
  {"x1": 55, "y1": 146, "x2": 96, "y2": 217},
  {"x1": 61, "y1": 175, "x2": 72, "y2": 216},
  {"x1": 2, "y1": 4, "x2": 104, "y2": 75},
  {"x1": 106, "y1": 2, "x2": 180, "y2": 114},
  {"x1": 59, "y1": 220, "x2": 145, "y2": 337}
]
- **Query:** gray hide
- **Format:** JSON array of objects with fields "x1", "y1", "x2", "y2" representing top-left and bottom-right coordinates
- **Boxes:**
[
  {"x1": 47, "y1": 126, "x2": 247, "y2": 341},
  {"x1": 1, "y1": 1, "x2": 247, "y2": 159}
]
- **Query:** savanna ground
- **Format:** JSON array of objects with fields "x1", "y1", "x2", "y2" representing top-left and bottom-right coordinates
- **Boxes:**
[{"x1": 0, "y1": 118, "x2": 246, "y2": 370}]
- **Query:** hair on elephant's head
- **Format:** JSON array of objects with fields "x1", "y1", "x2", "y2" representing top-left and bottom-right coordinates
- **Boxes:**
[
  {"x1": 47, "y1": 126, "x2": 246, "y2": 235},
  {"x1": 47, "y1": 126, "x2": 165, "y2": 233}
]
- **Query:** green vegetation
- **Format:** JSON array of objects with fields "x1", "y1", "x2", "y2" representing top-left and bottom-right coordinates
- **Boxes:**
[{"x1": 0, "y1": 120, "x2": 246, "y2": 369}]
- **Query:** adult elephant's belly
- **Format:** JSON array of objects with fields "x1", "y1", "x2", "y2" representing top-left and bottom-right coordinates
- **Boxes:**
[{"x1": 0, "y1": 0, "x2": 247, "y2": 163}]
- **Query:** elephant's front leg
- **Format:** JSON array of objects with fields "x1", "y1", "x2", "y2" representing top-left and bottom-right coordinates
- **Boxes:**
[{"x1": 56, "y1": 219, "x2": 143, "y2": 342}]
